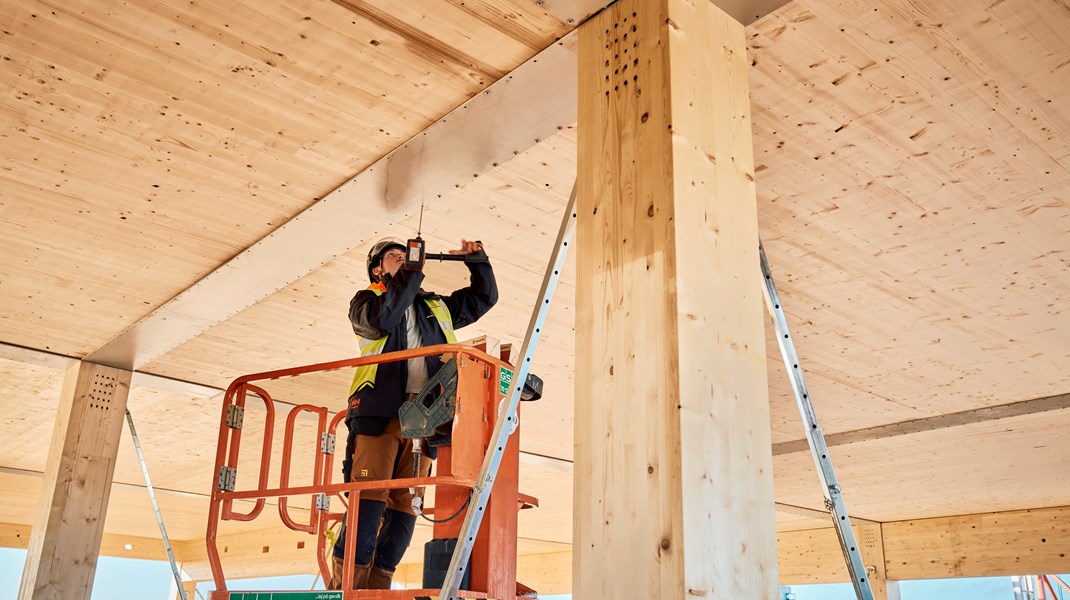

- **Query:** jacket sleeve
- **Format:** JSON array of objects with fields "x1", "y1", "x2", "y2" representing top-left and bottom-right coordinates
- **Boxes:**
[
  {"x1": 443, "y1": 252, "x2": 498, "y2": 329},
  {"x1": 349, "y1": 269, "x2": 425, "y2": 338}
]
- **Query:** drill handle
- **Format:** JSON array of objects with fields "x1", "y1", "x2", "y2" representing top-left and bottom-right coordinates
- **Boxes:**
[{"x1": 424, "y1": 252, "x2": 489, "y2": 264}]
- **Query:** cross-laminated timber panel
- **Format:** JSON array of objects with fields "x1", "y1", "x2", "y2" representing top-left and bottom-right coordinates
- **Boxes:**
[
  {"x1": 883, "y1": 506, "x2": 1070, "y2": 580},
  {"x1": 747, "y1": 0, "x2": 1070, "y2": 420},
  {"x1": 773, "y1": 407, "x2": 1070, "y2": 523},
  {"x1": 0, "y1": 0, "x2": 569, "y2": 360},
  {"x1": 778, "y1": 506, "x2": 1070, "y2": 584}
]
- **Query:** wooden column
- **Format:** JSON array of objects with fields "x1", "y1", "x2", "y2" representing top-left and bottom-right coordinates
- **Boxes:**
[
  {"x1": 19, "y1": 361, "x2": 132, "y2": 600},
  {"x1": 859, "y1": 522, "x2": 900, "y2": 600},
  {"x1": 575, "y1": 0, "x2": 776, "y2": 598}
]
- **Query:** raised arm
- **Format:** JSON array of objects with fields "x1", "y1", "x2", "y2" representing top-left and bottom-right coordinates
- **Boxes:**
[{"x1": 443, "y1": 240, "x2": 498, "y2": 329}]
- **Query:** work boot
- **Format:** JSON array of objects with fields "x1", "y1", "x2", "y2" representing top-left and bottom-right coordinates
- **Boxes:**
[
  {"x1": 367, "y1": 564, "x2": 395, "y2": 590},
  {"x1": 353, "y1": 562, "x2": 373, "y2": 589},
  {"x1": 328, "y1": 558, "x2": 372, "y2": 589},
  {"x1": 328, "y1": 555, "x2": 345, "y2": 590}
]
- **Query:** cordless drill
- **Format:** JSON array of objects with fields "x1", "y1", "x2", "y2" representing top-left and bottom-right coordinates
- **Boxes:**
[{"x1": 404, "y1": 237, "x2": 489, "y2": 268}]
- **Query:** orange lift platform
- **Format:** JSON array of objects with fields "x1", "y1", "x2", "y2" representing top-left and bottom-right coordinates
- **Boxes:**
[{"x1": 205, "y1": 341, "x2": 539, "y2": 600}]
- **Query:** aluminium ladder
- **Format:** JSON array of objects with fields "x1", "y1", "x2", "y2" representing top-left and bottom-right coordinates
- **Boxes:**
[
  {"x1": 759, "y1": 242, "x2": 875, "y2": 600},
  {"x1": 126, "y1": 409, "x2": 189, "y2": 600},
  {"x1": 438, "y1": 182, "x2": 578, "y2": 599},
  {"x1": 438, "y1": 181, "x2": 874, "y2": 600}
]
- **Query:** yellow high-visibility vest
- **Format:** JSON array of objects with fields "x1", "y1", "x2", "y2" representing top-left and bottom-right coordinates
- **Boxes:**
[{"x1": 347, "y1": 286, "x2": 457, "y2": 397}]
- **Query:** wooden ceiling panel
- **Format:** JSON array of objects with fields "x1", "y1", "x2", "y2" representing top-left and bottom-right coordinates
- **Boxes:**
[
  {"x1": 0, "y1": 473, "x2": 45, "y2": 527},
  {"x1": 512, "y1": 464, "x2": 574, "y2": 545},
  {"x1": 0, "y1": 471, "x2": 270, "y2": 541},
  {"x1": 326, "y1": 0, "x2": 566, "y2": 76},
  {"x1": 114, "y1": 386, "x2": 225, "y2": 492},
  {"x1": 766, "y1": 366, "x2": 927, "y2": 444},
  {"x1": 0, "y1": 0, "x2": 1068, "y2": 579},
  {"x1": 0, "y1": 0, "x2": 567, "y2": 356},
  {"x1": 0, "y1": 358, "x2": 63, "y2": 474},
  {"x1": 748, "y1": 0, "x2": 1070, "y2": 419},
  {"x1": 134, "y1": 250, "x2": 366, "y2": 390},
  {"x1": 774, "y1": 509, "x2": 840, "y2": 533},
  {"x1": 773, "y1": 408, "x2": 1070, "y2": 523}
]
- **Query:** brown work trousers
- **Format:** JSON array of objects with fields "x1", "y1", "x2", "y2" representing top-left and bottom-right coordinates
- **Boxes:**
[{"x1": 350, "y1": 417, "x2": 432, "y2": 514}]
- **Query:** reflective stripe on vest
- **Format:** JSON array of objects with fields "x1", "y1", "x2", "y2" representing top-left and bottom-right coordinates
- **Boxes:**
[
  {"x1": 426, "y1": 298, "x2": 458, "y2": 344},
  {"x1": 348, "y1": 287, "x2": 457, "y2": 397}
]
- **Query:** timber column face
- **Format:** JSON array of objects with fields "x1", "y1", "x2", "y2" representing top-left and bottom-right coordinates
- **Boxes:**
[
  {"x1": 20, "y1": 361, "x2": 132, "y2": 600},
  {"x1": 575, "y1": 0, "x2": 777, "y2": 597}
]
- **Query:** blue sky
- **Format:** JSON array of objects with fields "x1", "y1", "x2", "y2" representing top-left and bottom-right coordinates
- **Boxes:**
[{"x1": 2, "y1": 548, "x2": 1067, "y2": 599}]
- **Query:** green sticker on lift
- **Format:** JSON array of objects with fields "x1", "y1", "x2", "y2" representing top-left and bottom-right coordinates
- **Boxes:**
[
  {"x1": 499, "y1": 366, "x2": 514, "y2": 395},
  {"x1": 228, "y1": 593, "x2": 343, "y2": 600}
]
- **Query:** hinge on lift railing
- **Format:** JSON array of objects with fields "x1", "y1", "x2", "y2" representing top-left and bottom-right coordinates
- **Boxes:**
[
  {"x1": 320, "y1": 432, "x2": 335, "y2": 455},
  {"x1": 315, "y1": 493, "x2": 330, "y2": 511},
  {"x1": 225, "y1": 404, "x2": 244, "y2": 429},
  {"x1": 217, "y1": 466, "x2": 236, "y2": 492}
]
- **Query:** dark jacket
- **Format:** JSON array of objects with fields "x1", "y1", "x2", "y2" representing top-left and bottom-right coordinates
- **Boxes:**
[{"x1": 346, "y1": 253, "x2": 497, "y2": 426}]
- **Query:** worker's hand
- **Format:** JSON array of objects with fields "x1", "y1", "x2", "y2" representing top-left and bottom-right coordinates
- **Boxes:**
[{"x1": 448, "y1": 239, "x2": 484, "y2": 256}]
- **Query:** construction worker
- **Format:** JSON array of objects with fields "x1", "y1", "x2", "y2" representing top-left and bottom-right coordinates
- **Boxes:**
[{"x1": 330, "y1": 237, "x2": 498, "y2": 590}]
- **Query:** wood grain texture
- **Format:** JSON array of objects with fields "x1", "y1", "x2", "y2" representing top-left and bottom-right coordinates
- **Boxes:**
[
  {"x1": 860, "y1": 522, "x2": 894, "y2": 600},
  {"x1": 883, "y1": 505, "x2": 1070, "y2": 579},
  {"x1": 0, "y1": 0, "x2": 566, "y2": 357},
  {"x1": 778, "y1": 526, "x2": 852, "y2": 584},
  {"x1": 0, "y1": 0, "x2": 1068, "y2": 587},
  {"x1": 667, "y1": 0, "x2": 779, "y2": 596},
  {"x1": 774, "y1": 391, "x2": 1070, "y2": 455},
  {"x1": 779, "y1": 506, "x2": 1070, "y2": 584},
  {"x1": 773, "y1": 408, "x2": 1070, "y2": 523},
  {"x1": 575, "y1": 0, "x2": 776, "y2": 597},
  {"x1": 0, "y1": 521, "x2": 168, "y2": 562},
  {"x1": 19, "y1": 362, "x2": 131, "y2": 600},
  {"x1": 748, "y1": 0, "x2": 1070, "y2": 418},
  {"x1": 0, "y1": 358, "x2": 65, "y2": 474}
]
